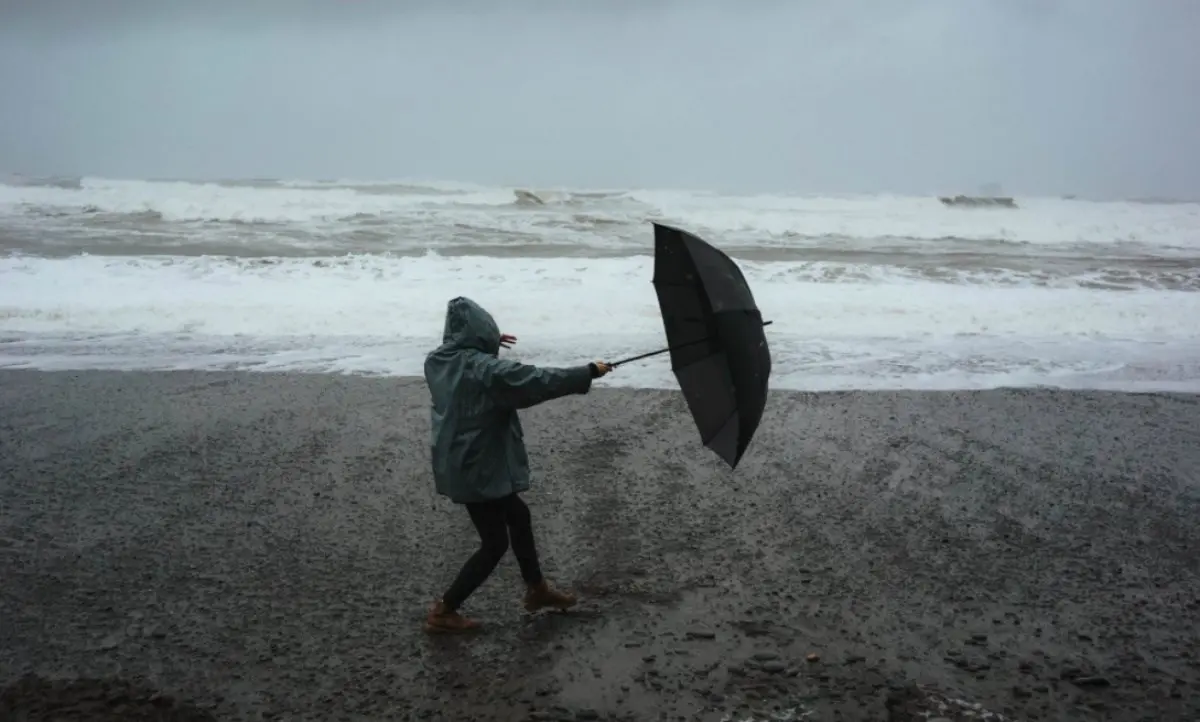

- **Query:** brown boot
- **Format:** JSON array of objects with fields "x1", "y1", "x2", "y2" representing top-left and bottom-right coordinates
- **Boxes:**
[
  {"x1": 523, "y1": 580, "x2": 578, "y2": 613},
  {"x1": 424, "y1": 600, "x2": 481, "y2": 634}
]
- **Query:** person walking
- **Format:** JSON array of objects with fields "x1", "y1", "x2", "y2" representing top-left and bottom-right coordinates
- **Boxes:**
[{"x1": 422, "y1": 296, "x2": 612, "y2": 633}]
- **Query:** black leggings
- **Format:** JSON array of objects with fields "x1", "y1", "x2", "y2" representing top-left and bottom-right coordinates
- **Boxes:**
[{"x1": 442, "y1": 493, "x2": 544, "y2": 610}]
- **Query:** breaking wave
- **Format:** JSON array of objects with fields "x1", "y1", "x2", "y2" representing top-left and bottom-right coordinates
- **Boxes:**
[{"x1": 2, "y1": 175, "x2": 1198, "y2": 391}]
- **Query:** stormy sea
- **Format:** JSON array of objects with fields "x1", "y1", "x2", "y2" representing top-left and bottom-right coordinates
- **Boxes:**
[{"x1": 2, "y1": 174, "x2": 1198, "y2": 391}]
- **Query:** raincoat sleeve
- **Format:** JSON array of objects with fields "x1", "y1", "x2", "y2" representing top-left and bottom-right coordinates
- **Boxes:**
[{"x1": 476, "y1": 356, "x2": 594, "y2": 409}]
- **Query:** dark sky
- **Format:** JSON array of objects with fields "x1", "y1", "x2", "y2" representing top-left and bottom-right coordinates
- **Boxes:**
[{"x1": 1, "y1": 0, "x2": 1197, "y2": 197}]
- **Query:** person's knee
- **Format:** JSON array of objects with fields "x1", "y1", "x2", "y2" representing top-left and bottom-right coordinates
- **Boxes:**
[{"x1": 480, "y1": 528, "x2": 509, "y2": 560}]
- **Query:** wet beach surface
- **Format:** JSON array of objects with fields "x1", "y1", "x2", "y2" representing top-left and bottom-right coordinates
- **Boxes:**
[{"x1": 1, "y1": 370, "x2": 1198, "y2": 721}]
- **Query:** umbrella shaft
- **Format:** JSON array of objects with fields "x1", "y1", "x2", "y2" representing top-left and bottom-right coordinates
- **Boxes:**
[{"x1": 610, "y1": 320, "x2": 772, "y2": 368}]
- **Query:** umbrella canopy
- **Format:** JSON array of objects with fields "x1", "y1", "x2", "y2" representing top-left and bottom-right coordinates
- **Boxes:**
[{"x1": 648, "y1": 222, "x2": 771, "y2": 468}]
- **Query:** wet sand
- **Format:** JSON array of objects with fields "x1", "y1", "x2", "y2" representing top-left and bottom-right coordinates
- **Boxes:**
[{"x1": 1, "y1": 370, "x2": 1198, "y2": 722}]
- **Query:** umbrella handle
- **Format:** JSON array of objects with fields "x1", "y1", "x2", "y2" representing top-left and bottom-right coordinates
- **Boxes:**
[{"x1": 609, "y1": 320, "x2": 773, "y2": 368}]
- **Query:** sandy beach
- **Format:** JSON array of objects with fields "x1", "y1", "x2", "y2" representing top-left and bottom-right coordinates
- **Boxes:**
[{"x1": 1, "y1": 369, "x2": 1198, "y2": 721}]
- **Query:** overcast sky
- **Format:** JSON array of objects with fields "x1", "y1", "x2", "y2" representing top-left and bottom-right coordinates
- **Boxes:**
[{"x1": 0, "y1": 0, "x2": 1196, "y2": 197}]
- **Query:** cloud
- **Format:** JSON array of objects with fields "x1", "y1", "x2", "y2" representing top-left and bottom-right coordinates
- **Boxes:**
[{"x1": 0, "y1": 0, "x2": 1196, "y2": 197}]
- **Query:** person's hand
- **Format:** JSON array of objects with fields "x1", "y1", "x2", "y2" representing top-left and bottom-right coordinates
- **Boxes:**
[
  {"x1": 499, "y1": 334, "x2": 517, "y2": 349},
  {"x1": 592, "y1": 361, "x2": 612, "y2": 377}
]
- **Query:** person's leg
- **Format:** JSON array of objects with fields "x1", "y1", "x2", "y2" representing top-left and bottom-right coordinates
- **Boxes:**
[
  {"x1": 443, "y1": 500, "x2": 510, "y2": 608},
  {"x1": 499, "y1": 493, "x2": 543, "y2": 586},
  {"x1": 426, "y1": 500, "x2": 509, "y2": 632},
  {"x1": 500, "y1": 493, "x2": 578, "y2": 612}
]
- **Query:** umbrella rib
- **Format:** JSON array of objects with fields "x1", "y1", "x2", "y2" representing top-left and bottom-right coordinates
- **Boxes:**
[{"x1": 699, "y1": 410, "x2": 736, "y2": 446}]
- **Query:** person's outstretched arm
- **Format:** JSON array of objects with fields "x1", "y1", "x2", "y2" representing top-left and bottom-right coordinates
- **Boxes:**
[{"x1": 478, "y1": 355, "x2": 612, "y2": 409}]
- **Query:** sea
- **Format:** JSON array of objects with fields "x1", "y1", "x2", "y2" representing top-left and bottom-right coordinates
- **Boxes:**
[{"x1": 2, "y1": 175, "x2": 1199, "y2": 392}]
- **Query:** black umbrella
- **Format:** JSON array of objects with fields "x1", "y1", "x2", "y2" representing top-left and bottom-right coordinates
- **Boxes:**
[{"x1": 610, "y1": 223, "x2": 772, "y2": 468}]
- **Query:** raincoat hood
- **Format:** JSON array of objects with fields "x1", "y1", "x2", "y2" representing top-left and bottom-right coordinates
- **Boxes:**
[{"x1": 440, "y1": 296, "x2": 501, "y2": 355}]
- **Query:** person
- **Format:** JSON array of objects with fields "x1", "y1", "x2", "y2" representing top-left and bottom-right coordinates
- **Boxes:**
[{"x1": 422, "y1": 296, "x2": 612, "y2": 633}]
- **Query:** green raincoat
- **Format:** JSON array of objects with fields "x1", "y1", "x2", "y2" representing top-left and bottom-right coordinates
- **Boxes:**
[{"x1": 424, "y1": 297, "x2": 596, "y2": 504}]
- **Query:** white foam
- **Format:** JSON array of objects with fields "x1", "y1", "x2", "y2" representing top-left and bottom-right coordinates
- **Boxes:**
[
  {"x1": 632, "y1": 188, "x2": 1200, "y2": 249},
  {"x1": 2, "y1": 177, "x2": 1198, "y2": 250},
  {"x1": 3, "y1": 254, "x2": 1199, "y2": 391},
  {"x1": 0, "y1": 177, "x2": 516, "y2": 224}
]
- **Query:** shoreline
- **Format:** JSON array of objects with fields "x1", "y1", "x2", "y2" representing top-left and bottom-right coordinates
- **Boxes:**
[
  {"x1": 4, "y1": 358, "x2": 1200, "y2": 397},
  {"x1": 2, "y1": 369, "x2": 1198, "y2": 721}
]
